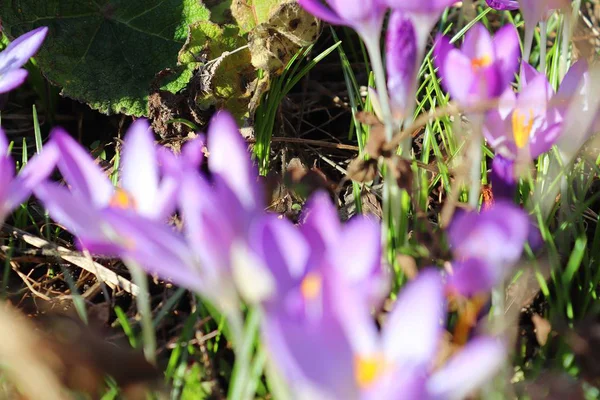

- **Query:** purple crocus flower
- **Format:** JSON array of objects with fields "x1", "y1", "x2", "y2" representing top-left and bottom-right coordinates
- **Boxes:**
[
  {"x1": 34, "y1": 118, "x2": 180, "y2": 248},
  {"x1": 554, "y1": 60, "x2": 600, "y2": 165},
  {"x1": 434, "y1": 23, "x2": 520, "y2": 105},
  {"x1": 0, "y1": 127, "x2": 58, "y2": 223},
  {"x1": 446, "y1": 201, "x2": 530, "y2": 296},
  {"x1": 0, "y1": 27, "x2": 48, "y2": 93},
  {"x1": 485, "y1": 0, "x2": 519, "y2": 10},
  {"x1": 386, "y1": 11, "x2": 418, "y2": 119},
  {"x1": 70, "y1": 111, "x2": 265, "y2": 316},
  {"x1": 244, "y1": 191, "x2": 389, "y2": 309},
  {"x1": 297, "y1": 0, "x2": 386, "y2": 41},
  {"x1": 483, "y1": 63, "x2": 562, "y2": 162},
  {"x1": 263, "y1": 268, "x2": 506, "y2": 399},
  {"x1": 383, "y1": 0, "x2": 458, "y2": 57}
]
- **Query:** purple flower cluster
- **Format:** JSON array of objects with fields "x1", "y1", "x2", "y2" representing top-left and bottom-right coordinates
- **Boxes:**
[
  {"x1": 2, "y1": 4, "x2": 595, "y2": 396},
  {"x1": 1, "y1": 106, "x2": 517, "y2": 398}
]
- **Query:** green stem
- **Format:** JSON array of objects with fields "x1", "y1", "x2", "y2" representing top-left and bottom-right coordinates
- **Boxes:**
[
  {"x1": 468, "y1": 114, "x2": 484, "y2": 209},
  {"x1": 559, "y1": 13, "x2": 571, "y2": 80},
  {"x1": 363, "y1": 37, "x2": 394, "y2": 142},
  {"x1": 521, "y1": 24, "x2": 535, "y2": 84},
  {"x1": 228, "y1": 308, "x2": 261, "y2": 400},
  {"x1": 539, "y1": 20, "x2": 547, "y2": 74},
  {"x1": 124, "y1": 259, "x2": 156, "y2": 365}
]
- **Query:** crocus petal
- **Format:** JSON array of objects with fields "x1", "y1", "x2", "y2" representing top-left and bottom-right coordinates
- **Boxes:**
[
  {"x1": 486, "y1": 0, "x2": 519, "y2": 10},
  {"x1": 101, "y1": 210, "x2": 204, "y2": 293},
  {"x1": 384, "y1": 0, "x2": 458, "y2": 13},
  {"x1": 52, "y1": 128, "x2": 114, "y2": 208},
  {"x1": 179, "y1": 170, "x2": 234, "y2": 274},
  {"x1": 490, "y1": 154, "x2": 517, "y2": 201},
  {"x1": 462, "y1": 23, "x2": 494, "y2": 61},
  {"x1": 120, "y1": 119, "x2": 161, "y2": 217},
  {"x1": 249, "y1": 215, "x2": 310, "y2": 301},
  {"x1": 0, "y1": 27, "x2": 48, "y2": 71},
  {"x1": 300, "y1": 191, "x2": 341, "y2": 246},
  {"x1": 433, "y1": 34, "x2": 454, "y2": 86},
  {"x1": 387, "y1": 11, "x2": 418, "y2": 117},
  {"x1": 441, "y1": 50, "x2": 474, "y2": 103},
  {"x1": 427, "y1": 337, "x2": 506, "y2": 400},
  {"x1": 297, "y1": 0, "x2": 345, "y2": 25},
  {"x1": 34, "y1": 182, "x2": 109, "y2": 244},
  {"x1": 493, "y1": 24, "x2": 521, "y2": 87},
  {"x1": 383, "y1": 269, "x2": 446, "y2": 367},
  {"x1": 449, "y1": 201, "x2": 529, "y2": 268},
  {"x1": 0, "y1": 68, "x2": 29, "y2": 93},
  {"x1": 330, "y1": 216, "x2": 389, "y2": 308},
  {"x1": 181, "y1": 135, "x2": 205, "y2": 168},
  {"x1": 528, "y1": 122, "x2": 562, "y2": 159},
  {"x1": 207, "y1": 111, "x2": 262, "y2": 210},
  {"x1": 262, "y1": 300, "x2": 358, "y2": 399},
  {"x1": 6, "y1": 140, "x2": 60, "y2": 209},
  {"x1": 447, "y1": 258, "x2": 498, "y2": 296}
]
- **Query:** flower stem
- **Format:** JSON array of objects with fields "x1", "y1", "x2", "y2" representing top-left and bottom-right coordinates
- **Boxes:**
[
  {"x1": 521, "y1": 24, "x2": 535, "y2": 82},
  {"x1": 124, "y1": 259, "x2": 156, "y2": 365},
  {"x1": 468, "y1": 114, "x2": 484, "y2": 209},
  {"x1": 228, "y1": 307, "x2": 261, "y2": 400},
  {"x1": 539, "y1": 20, "x2": 547, "y2": 74},
  {"x1": 363, "y1": 35, "x2": 403, "y2": 257},
  {"x1": 364, "y1": 37, "x2": 394, "y2": 142},
  {"x1": 559, "y1": 12, "x2": 571, "y2": 80}
]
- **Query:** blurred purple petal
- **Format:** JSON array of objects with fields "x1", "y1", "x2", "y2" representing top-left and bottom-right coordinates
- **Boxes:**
[
  {"x1": 120, "y1": 119, "x2": 160, "y2": 216},
  {"x1": 297, "y1": 0, "x2": 345, "y2": 25},
  {"x1": 493, "y1": 24, "x2": 521, "y2": 87},
  {"x1": 34, "y1": 182, "x2": 109, "y2": 245},
  {"x1": 447, "y1": 258, "x2": 498, "y2": 296},
  {"x1": 490, "y1": 154, "x2": 517, "y2": 201},
  {"x1": 0, "y1": 27, "x2": 48, "y2": 70},
  {"x1": 6, "y1": 140, "x2": 60, "y2": 209},
  {"x1": 386, "y1": 11, "x2": 418, "y2": 117},
  {"x1": 0, "y1": 68, "x2": 28, "y2": 93},
  {"x1": 249, "y1": 215, "x2": 310, "y2": 301},
  {"x1": 52, "y1": 128, "x2": 114, "y2": 208},
  {"x1": 383, "y1": 269, "x2": 445, "y2": 367},
  {"x1": 207, "y1": 111, "x2": 262, "y2": 210},
  {"x1": 449, "y1": 200, "x2": 529, "y2": 268},
  {"x1": 486, "y1": 0, "x2": 519, "y2": 10},
  {"x1": 331, "y1": 216, "x2": 389, "y2": 308},
  {"x1": 427, "y1": 337, "x2": 506, "y2": 399}
]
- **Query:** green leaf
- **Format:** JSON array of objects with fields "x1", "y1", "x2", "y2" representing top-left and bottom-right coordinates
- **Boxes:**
[{"x1": 1, "y1": 0, "x2": 210, "y2": 116}]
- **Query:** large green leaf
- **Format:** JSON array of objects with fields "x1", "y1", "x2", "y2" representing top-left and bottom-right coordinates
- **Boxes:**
[{"x1": 1, "y1": 0, "x2": 210, "y2": 116}]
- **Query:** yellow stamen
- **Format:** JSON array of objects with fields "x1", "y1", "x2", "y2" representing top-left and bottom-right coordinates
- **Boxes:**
[
  {"x1": 354, "y1": 353, "x2": 386, "y2": 389},
  {"x1": 109, "y1": 188, "x2": 137, "y2": 210},
  {"x1": 300, "y1": 272, "x2": 322, "y2": 300},
  {"x1": 471, "y1": 54, "x2": 492, "y2": 70},
  {"x1": 511, "y1": 109, "x2": 535, "y2": 149}
]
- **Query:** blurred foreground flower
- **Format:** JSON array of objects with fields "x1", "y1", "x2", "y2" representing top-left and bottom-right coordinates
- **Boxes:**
[
  {"x1": 0, "y1": 127, "x2": 58, "y2": 223},
  {"x1": 34, "y1": 119, "x2": 179, "y2": 249},
  {"x1": 0, "y1": 26, "x2": 48, "y2": 93},
  {"x1": 242, "y1": 191, "x2": 388, "y2": 309},
  {"x1": 446, "y1": 201, "x2": 530, "y2": 296},
  {"x1": 263, "y1": 269, "x2": 505, "y2": 399}
]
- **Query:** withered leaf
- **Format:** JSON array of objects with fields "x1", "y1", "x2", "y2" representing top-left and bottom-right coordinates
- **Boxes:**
[
  {"x1": 347, "y1": 158, "x2": 378, "y2": 183},
  {"x1": 386, "y1": 156, "x2": 413, "y2": 191},
  {"x1": 532, "y1": 314, "x2": 552, "y2": 346},
  {"x1": 36, "y1": 313, "x2": 159, "y2": 396}
]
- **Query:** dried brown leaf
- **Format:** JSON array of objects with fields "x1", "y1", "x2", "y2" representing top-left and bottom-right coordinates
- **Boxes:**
[{"x1": 532, "y1": 314, "x2": 552, "y2": 346}]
